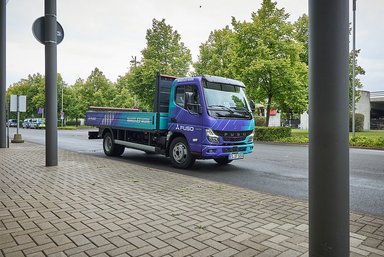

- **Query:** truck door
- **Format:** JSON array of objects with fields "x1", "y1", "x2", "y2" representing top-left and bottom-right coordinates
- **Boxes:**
[{"x1": 170, "y1": 84, "x2": 203, "y2": 154}]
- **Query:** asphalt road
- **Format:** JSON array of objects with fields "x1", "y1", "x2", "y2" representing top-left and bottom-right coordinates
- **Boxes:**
[{"x1": 7, "y1": 127, "x2": 384, "y2": 217}]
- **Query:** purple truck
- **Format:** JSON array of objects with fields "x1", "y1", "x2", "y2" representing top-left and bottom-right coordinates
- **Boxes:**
[{"x1": 86, "y1": 74, "x2": 255, "y2": 169}]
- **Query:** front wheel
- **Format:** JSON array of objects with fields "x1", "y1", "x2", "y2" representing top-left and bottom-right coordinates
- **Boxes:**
[
  {"x1": 214, "y1": 156, "x2": 233, "y2": 165},
  {"x1": 103, "y1": 132, "x2": 125, "y2": 156},
  {"x1": 169, "y1": 137, "x2": 195, "y2": 169}
]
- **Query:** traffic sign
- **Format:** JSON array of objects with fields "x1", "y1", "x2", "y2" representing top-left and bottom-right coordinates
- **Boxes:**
[
  {"x1": 10, "y1": 95, "x2": 26, "y2": 112},
  {"x1": 32, "y1": 16, "x2": 64, "y2": 45}
]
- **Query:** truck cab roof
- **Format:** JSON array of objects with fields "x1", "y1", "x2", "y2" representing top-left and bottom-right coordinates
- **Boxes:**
[
  {"x1": 202, "y1": 75, "x2": 246, "y2": 88},
  {"x1": 175, "y1": 75, "x2": 245, "y2": 88}
]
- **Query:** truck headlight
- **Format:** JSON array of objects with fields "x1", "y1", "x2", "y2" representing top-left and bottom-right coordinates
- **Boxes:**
[
  {"x1": 247, "y1": 132, "x2": 254, "y2": 143},
  {"x1": 206, "y1": 128, "x2": 219, "y2": 143}
]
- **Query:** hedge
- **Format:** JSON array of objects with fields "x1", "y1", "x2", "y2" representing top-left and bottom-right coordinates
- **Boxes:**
[
  {"x1": 349, "y1": 113, "x2": 365, "y2": 132},
  {"x1": 280, "y1": 136, "x2": 309, "y2": 144},
  {"x1": 254, "y1": 116, "x2": 266, "y2": 127},
  {"x1": 350, "y1": 136, "x2": 384, "y2": 148},
  {"x1": 66, "y1": 120, "x2": 81, "y2": 126},
  {"x1": 255, "y1": 126, "x2": 292, "y2": 141}
]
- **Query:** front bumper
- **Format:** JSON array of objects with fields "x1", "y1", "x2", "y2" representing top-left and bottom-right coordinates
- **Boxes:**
[{"x1": 201, "y1": 143, "x2": 254, "y2": 159}]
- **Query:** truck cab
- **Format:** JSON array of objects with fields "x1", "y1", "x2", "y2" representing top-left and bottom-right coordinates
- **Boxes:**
[{"x1": 166, "y1": 75, "x2": 254, "y2": 168}]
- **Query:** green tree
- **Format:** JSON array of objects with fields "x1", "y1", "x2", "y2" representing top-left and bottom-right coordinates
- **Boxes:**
[
  {"x1": 6, "y1": 73, "x2": 73, "y2": 121},
  {"x1": 232, "y1": 0, "x2": 308, "y2": 126},
  {"x1": 349, "y1": 49, "x2": 365, "y2": 109},
  {"x1": 73, "y1": 68, "x2": 116, "y2": 118},
  {"x1": 293, "y1": 14, "x2": 309, "y2": 65},
  {"x1": 85, "y1": 68, "x2": 116, "y2": 107},
  {"x1": 194, "y1": 26, "x2": 236, "y2": 77},
  {"x1": 293, "y1": 14, "x2": 365, "y2": 110},
  {"x1": 7, "y1": 73, "x2": 46, "y2": 119},
  {"x1": 57, "y1": 74, "x2": 67, "y2": 117},
  {"x1": 64, "y1": 78, "x2": 84, "y2": 124},
  {"x1": 113, "y1": 73, "x2": 136, "y2": 108},
  {"x1": 127, "y1": 19, "x2": 192, "y2": 110}
]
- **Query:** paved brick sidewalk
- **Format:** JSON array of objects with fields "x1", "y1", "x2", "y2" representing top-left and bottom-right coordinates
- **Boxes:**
[{"x1": 1, "y1": 142, "x2": 383, "y2": 257}]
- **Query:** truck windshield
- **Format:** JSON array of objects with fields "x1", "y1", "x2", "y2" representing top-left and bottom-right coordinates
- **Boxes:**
[{"x1": 203, "y1": 81, "x2": 252, "y2": 119}]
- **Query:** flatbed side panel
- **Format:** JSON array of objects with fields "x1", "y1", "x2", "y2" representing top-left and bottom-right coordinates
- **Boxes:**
[{"x1": 86, "y1": 111, "x2": 169, "y2": 130}]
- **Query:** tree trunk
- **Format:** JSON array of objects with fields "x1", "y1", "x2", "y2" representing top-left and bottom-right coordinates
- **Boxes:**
[{"x1": 265, "y1": 96, "x2": 272, "y2": 127}]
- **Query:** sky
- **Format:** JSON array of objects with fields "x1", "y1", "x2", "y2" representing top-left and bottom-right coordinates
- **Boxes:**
[{"x1": 5, "y1": 0, "x2": 384, "y2": 92}]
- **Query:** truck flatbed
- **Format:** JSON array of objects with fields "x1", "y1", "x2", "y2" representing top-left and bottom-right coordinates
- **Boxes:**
[{"x1": 86, "y1": 110, "x2": 169, "y2": 131}]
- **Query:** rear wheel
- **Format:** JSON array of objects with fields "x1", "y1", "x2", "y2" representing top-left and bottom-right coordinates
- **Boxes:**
[
  {"x1": 214, "y1": 156, "x2": 233, "y2": 165},
  {"x1": 103, "y1": 132, "x2": 125, "y2": 156},
  {"x1": 114, "y1": 144, "x2": 125, "y2": 156},
  {"x1": 169, "y1": 137, "x2": 195, "y2": 169}
]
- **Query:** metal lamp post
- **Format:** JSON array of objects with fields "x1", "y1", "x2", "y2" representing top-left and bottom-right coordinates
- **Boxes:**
[
  {"x1": 0, "y1": 0, "x2": 8, "y2": 148},
  {"x1": 352, "y1": 0, "x2": 357, "y2": 137},
  {"x1": 309, "y1": 0, "x2": 350, "y2": 255},
  {"x1": 32, "y1": 0, "x2": 63, "y2": 165},
  {"x1": 44, "y1": 0, "x2": 58, "y2": 166},
  {"x1": 61, "y1": 80, "x2": 64, "y2": 127}
]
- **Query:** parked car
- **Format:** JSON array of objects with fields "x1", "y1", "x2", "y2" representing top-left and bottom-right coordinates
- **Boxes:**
[
  {"x1": 39, "y1": 119, "x2": 46, "y2": 129},
  {"x1": 30, "y1": 118, "x2": 45, "y2": 129},
  {"x1": 6, "y1": 119, "x2": 18, "y2": 127},
  {"x1": 22, "y1": 118, "x2": 33, "y2": 128}
]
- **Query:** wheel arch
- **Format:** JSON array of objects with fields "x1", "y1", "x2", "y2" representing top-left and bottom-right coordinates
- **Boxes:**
[
  {"x1": 101, "y1": 127, "x2": 125, "y2": 156},
  {"x1": 166, "y1": 132, "x2": 187, "y2": 157},
  {"x1": 101, "y1": 127, "x2": 114, "y2": 140}
]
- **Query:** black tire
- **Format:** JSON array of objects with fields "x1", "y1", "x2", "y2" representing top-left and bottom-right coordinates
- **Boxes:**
[
  {"x1": 169, "y1": 137, "x2": 195, "y2": 169},
  {"x1": 103, "y1": 132, "x2": 125, "y2": 156},
  {"x1": 114, "y1": 144, "x2": 125, "y2": 156},
  {"x1": 214, "y1": 156, "x2": 233, "y2": 165}
]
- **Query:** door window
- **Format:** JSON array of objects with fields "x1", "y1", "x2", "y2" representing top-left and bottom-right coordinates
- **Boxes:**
[{"x1": 175, "y1": 85, "x2": 200, "y2": 108}]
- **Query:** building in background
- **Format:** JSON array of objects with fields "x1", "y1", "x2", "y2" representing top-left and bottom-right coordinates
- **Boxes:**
[
  {"x1": 355, "y1": 91, "x2": 371, "y2": 130},
  {"x1": 298, "y1": 90, "x2": 384, "y2": 131},
  {"x1": 369, "y1": 91, "x2": 384, "y2": 130}
]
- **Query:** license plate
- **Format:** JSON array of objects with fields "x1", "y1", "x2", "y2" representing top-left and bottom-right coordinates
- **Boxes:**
[{"x1": 229, "y1": 153, "x2": 244, "y2": 160}]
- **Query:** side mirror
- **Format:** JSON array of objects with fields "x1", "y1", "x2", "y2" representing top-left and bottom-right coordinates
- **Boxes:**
[
  {"x1": 194, "y1": 104, "x2": 203, "y2": 115},
  {"x1": 184, "y1": 92, "x2": 194, "y2": 108},
  {"x1": 184, "y1": 92, "x2": 202, "y2": 115},
  {"x1": 249, "y1": 100, "x2": 256, "y2": 112}
]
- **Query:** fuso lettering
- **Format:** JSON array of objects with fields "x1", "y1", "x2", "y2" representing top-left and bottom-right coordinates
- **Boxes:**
[{"x1": 175, "y1": 124, "x2": 194, "y2": 132}]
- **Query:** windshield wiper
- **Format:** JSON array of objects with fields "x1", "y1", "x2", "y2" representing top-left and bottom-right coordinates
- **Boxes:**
[
  {"x1": 208, "y1": 105, "x2": 234, "y2": 113},
  {"x1": 232, "y1": 106, "x2": 252, "y2": 116}
]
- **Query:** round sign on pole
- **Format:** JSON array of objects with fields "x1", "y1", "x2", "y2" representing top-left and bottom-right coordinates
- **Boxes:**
[{"x1": 32, "y1": 16, "x2": 64, "y2": 45}]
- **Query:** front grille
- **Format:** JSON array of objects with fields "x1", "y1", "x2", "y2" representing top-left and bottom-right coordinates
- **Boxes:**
[
  {"x1": 214, "y1": 130, "x2": 253, "y2": 142},
  {"x1": 223, "y1": 147, "x2": 247, "y2": 153}
]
